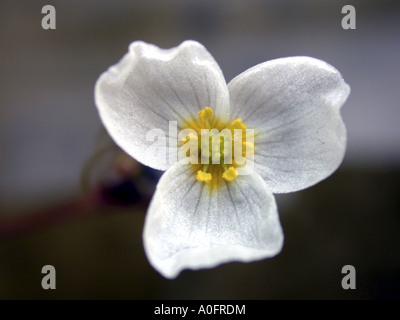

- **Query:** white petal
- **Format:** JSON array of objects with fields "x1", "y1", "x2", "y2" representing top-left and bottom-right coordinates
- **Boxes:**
[
  {"x1": 143, "y1": 163, "x2": 283, "y2": 279},
  {"x1": 95, "y1": 40, "x2": 230, "y2": 170},
  {"x1": 228, "y1": 57, "x2": 350, "y2": 193}
]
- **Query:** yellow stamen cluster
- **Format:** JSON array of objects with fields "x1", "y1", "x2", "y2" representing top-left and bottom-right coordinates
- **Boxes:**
[{"x1": 182, "y1": 106, "x2": 252, "y2": 190}]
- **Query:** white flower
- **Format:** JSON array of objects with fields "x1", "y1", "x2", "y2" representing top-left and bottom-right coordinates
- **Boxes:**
[{"x1": 95, "y1": 40, "x2": 350, "y2": 279}]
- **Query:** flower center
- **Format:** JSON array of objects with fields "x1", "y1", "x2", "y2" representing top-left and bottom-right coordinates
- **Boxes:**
[{"x1": 181, "y1": 107, "x2": 254, "y2": 190}]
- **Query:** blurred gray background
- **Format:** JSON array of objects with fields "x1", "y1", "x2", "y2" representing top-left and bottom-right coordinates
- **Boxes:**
[{"x1": 0, "y1": 0, "x2": 399, "y2": 299}]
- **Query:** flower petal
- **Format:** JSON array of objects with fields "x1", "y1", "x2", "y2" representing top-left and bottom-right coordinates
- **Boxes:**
[
  {"x1": 228, "y1": 57, "x2": 350, "y2": 193},
  {"x1": 95, "y1": 40, "x2": 230, "y2": 170},
  {"x1": 143, "y1": 163, "x2": 284, "y2": 279}
]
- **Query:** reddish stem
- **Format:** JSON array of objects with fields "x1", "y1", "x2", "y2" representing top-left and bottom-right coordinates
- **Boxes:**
[{"x1": 0, "y1": 192, "x2": 103, "y2": 240}]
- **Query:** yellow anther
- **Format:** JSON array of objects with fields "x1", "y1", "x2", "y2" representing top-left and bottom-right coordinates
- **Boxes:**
[
  {"x1": 188, "y1": 132, "x2": 198, "y2": 140},
  {"x1": 222, "y1": 166, "x2": 239, "y2": 182},
  {"x1": 198, "y1": 106, "x2": 213, "y2": 123},
  {"x1": 230, "y1": 118, "x2": 247, "y2": 130},
  {"x1": 196, "y1": 170, "x2": 212, "y2": 183},
  {"x1": 242, "y1": 141, "x2": 254, "y2": 156}
]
